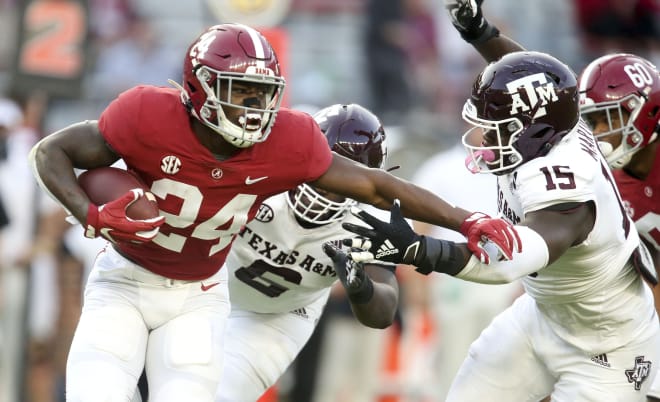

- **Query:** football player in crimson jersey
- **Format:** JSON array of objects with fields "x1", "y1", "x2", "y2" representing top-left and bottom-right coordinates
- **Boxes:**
[
  {"x1": 28, "y1": 24, "x2": 519, "y2": 402},
  {"x1": 215, "y1": 103, "x2": 399, "y2": 402},
  {"x1": 442, "y1": 1, "x2": 660, "y2": 400},
  {"x1": 332, "y1": 2, "x2": 660, "y2": 401}
]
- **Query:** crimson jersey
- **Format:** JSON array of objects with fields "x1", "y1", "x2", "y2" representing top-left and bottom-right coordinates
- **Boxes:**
[
  {"x1": 98, "y1": 86, "x2": 333, "y2": 280},
  {"x1": 613, "y1": 150, "x2": 660, "y2": 253}
]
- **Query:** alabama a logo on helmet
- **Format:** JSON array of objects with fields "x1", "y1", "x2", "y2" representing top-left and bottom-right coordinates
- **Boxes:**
[{"x1": 506, "y1": 73, "x2": 558, "y2": 118}]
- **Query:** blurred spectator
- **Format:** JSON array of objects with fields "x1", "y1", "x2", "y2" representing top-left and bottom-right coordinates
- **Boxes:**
[
  {"x1": 402, "y1": 0, "x2": 442, "y2": 114},
  {"x1": 574, "y1": 0, "x2": 660, "y2": 62},
  {"x1": 364, "y1": 0, "x2": 411, "y2": 125},
  {"x1": 86, "y1": 14, "x2": 181, "y2": 98},
  {"x1": 0, "y1": 0, "x2": 19, "y2": 72},
  {"x1": 89, "y1": 0, "x2": 138, "y2": 45},
  {"x1": 0, "y1": 95, "x2": 43, "y2": 402}
]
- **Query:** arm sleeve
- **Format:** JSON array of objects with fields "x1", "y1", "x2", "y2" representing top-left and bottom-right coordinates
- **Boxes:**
[{"x1": 455, "y1": 226, "x2": 549, "y2": 284}]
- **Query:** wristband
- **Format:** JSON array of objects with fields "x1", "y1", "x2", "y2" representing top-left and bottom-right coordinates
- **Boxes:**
[
  {"x1": 414, "y1": 236, "x2": 465, "y2": 276},
  {"x1": 462, "y1": 23, "x2": 500, "y2": 44},
  {"x1": 346, "y1": 276, "x2": 375, "y2": 304}
]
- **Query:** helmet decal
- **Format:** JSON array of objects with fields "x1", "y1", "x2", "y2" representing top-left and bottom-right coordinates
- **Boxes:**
[{"x1": 507, "y1": 73, "x2": 559, "y2": 118}]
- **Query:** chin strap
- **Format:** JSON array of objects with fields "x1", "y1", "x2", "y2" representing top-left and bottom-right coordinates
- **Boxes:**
[{"x1": 167, "y1": 79, "x2": 195, "y2": 114}]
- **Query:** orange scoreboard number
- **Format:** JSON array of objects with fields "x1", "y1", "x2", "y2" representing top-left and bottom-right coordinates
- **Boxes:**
[{"x1": 13, "y1": 0, "x2": 88, "y2": 97}]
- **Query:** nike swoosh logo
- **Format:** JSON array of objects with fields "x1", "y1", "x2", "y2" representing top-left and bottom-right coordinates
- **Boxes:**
[
  {"x1": 100, "y1": 227, "x2": 114, "y2": 242},
  {"x1": 200, "y1": 282, "x2": 220, "y2": 292},
  {"x1": 245, "y1": 176, "x2": 268, "y2": 185}
]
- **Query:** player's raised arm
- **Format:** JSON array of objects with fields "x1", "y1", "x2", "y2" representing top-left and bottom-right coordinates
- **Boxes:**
[{"x1": 445, "y1": 0, "x2": 525, "y2": 62}]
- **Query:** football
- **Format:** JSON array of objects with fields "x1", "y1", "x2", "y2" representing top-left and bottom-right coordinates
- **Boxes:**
[{"x1": 78, "y1": 167, "x2": 160, "y2": 220}]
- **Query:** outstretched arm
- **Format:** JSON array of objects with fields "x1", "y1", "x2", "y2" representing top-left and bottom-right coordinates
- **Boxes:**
[
  {"x1": 445, "y1": 0, "x2": 526, "y2": 62},
  {"x1": 313, "y1": 154, "x2": 520, "y2": 263},
  {"x1": 341, "y1": 200, "x2": 594, "y2": 284}
]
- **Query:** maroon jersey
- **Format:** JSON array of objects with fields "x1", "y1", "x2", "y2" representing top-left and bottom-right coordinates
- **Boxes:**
[
  {"x1": 614, "y1": 150, "x2": 660, "y2": 253},
  {"x1": 98, "y1": 86, "x2": 333, "y2": 280}
]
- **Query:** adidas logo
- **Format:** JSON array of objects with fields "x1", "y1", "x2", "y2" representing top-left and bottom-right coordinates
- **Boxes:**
[
  {"x1": 375, "y1": 240, "x2": 399, "y2": 259},
  {"x1": 291, "y1": 308, "x2": 308, "y2": 319},
  {"x1": 591, "y1": 353, "x2": 610, "y2": 368}
]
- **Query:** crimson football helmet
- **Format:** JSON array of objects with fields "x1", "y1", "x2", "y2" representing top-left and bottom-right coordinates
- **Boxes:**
[
  {"x1": 462, "y1": 51, "x2": 580, "y2": 174},
  {"x1": 288, "y1": 104, "x2": 387, "y2": 225},
  {"x1": 179, "y1": 23, "x2": 286, "y2": 148},
  {"x1": 579, "y1": 53, "x2": 660, "y2": 169}
]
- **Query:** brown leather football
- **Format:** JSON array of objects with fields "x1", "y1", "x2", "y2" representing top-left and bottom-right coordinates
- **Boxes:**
[{"x1": 78, "y1": 167, "x2": 159, "y2": 220}]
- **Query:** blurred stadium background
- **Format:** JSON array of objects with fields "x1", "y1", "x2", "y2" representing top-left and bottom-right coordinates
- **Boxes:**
[{"x1": 0, "y1": 0, "x2": 657, "y2": 401}]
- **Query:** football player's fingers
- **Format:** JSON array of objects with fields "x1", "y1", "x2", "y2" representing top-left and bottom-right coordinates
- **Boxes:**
[
  {"x1": 509, "y1": 226, "x2": 522, "y2": 253},
  {"x1": 113, "y1": 188, "x2": 144, "y2": 207},
  {"x1": 118, "y1": 217, "x2": 165, "y2": 232},
  {"x1": 341, "y1": 237, "x2": 373, "y2": 251},
  {"x1": 342, "y1": 223, "x2": 378, "y2": 239},
  {"x1": 467, "y1": 240, "x2": 489, "y2": 264},
  {"x1": 324, "y1": 242, "x2": 350, "y2": 264},
  {"x1": 135, "y1": 227, "x2": 161, "y2": 240},
  {"x1": 143, "y1": 216, "x2": 165, "y2": 226},
  {"x1": 489, "y1": 235, "x2": 513, "y2": 261},
  {"x1": 349, "y1": 206, "x2": 386, "y2": 229},
  {"x1": 348, "y1": 250, "x2": 376, "y2": 263},
  {"x1": 322, "y1": 242, "x2": 338, "y2": 258},
  {"x1": 481, "y1": 226, "x2": 513, "y2": 260},
  {"x1": 390, "y1": 199, "x2": 404, "y2": 222}
]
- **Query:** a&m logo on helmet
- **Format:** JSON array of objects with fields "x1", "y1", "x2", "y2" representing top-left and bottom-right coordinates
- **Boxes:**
[{"x1": 506, "y1": 73, "x2": 559, "y2": 118}]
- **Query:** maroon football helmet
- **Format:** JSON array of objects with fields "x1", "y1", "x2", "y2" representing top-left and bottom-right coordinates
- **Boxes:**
[
  {"x1": 288, "y1": 104, "x2": 387, "y2": 224},
  {"x1": 579, "y1": 53, "x2": 660, "y2": 169},
  {"x1": 179, "y1": 23, "x2": 286, "y2": 148},
  {"x1": 462, "y1": 51, "x2": 580, "y2": 174}
]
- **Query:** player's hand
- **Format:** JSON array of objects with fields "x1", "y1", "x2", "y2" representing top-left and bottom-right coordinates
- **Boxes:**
[
  {"x1": 323, "y1": 242, "x2": 374, "y2": 304},
  {"x1": 85, "y1": 188, "x2": 165, "y2": 243},
  {"x1": 445, "y1": 0, "x2": 495, "y2": 42},
  {"x1": 323, "y1": 242, "x2": 367, "y2": 290},
  {"x1": 459, "y1": 212, "x2": 521, "y2": 264},
  {"x1": 341, "y1": 199, "x2": 422, "y2": 265}
]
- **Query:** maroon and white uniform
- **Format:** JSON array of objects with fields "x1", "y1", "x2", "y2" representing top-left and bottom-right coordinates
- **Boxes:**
[
  {"x1": 614, "y1": 164, "x2": 660, "y2": 254},
  {"x1": 66, "y1": 85, "x2": 332, "y2": 402}
]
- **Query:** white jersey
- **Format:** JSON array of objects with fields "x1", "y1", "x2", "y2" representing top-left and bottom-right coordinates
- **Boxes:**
[
  {"x1": 226, "y1": 192, "x2": 384, "y2": 314},
  {"x1": 497, "y1": 121, "x2": 655, "y2": 353}
]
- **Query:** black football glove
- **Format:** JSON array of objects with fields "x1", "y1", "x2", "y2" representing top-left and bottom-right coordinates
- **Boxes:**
[
  {"x1": 341, "y1": 199, "x2": 423, "y2": 266},
  {"x1": 445, "y1": 0, "x2": 499, "y2": 43},
  {"x1": 323, "y1": 242, "x2": 374, "y2": 304}
]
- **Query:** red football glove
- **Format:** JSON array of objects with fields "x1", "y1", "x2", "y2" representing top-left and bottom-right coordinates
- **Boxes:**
[
  {"x1": 84, "y1": 189, "x2": 165, "y2": 243},
  {"x1": 460, "y1": 212, "x2": 522, "y2": 264}
]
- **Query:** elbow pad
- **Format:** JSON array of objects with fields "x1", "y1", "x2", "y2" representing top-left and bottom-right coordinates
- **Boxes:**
[{"x1": 456, "y1": 226, "x2": 549, "y2": 284}]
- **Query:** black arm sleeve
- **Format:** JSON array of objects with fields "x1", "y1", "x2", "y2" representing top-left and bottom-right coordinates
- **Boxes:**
[{"x1": 414, "y1": 236, "x2": 467, "y2": 276}]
